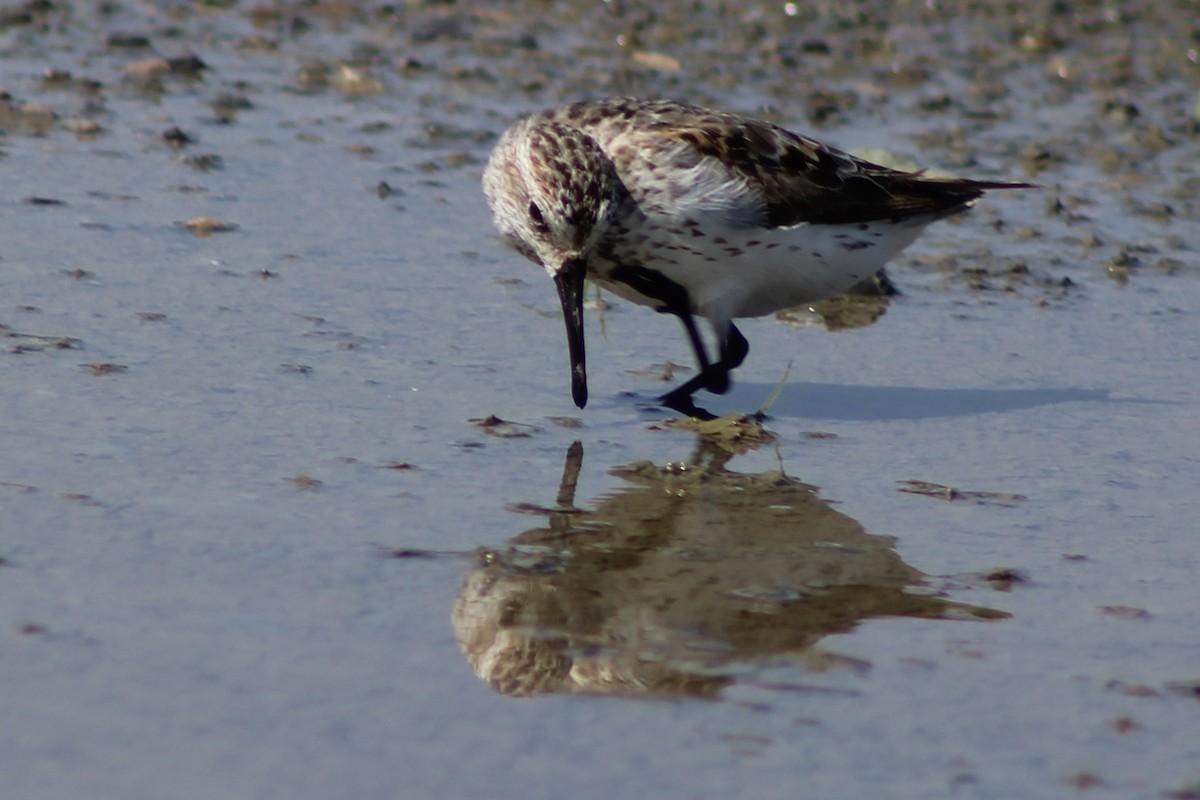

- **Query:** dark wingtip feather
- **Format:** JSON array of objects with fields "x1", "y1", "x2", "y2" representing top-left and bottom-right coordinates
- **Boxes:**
[
  {"x1": 768, "y1": 166, "x2": 1036, "y2": 227},
  {"x1": 921, "y1": 178, "x2": 1039, "y2": 193}
]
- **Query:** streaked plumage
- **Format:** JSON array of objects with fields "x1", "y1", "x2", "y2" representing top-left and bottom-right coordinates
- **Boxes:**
[{"x1": 483, "y1": 98, "x2": 1030, "y2": 416}]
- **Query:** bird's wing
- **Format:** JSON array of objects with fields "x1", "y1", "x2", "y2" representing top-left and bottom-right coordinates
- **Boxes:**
[{"x1": 633, "y1": 115, "x2": 1026, "y2": 228}]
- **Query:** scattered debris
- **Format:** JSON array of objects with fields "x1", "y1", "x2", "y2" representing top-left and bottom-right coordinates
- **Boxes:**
[
  {"x1": 1108, "y1": 716, "x2": 1138, "y2": 734},
  {"x1": 2, "y1": 327, "x2": 81, "y2": 352},
  {"x1": 80, "y1": 362, "x2": 127, "y2": 375},
  {"x1": 162, "y1": 126, "x2": 195, "y2": 149},
  {"x1": 658, "y1": 413, "x2": 776, "y2": 451},
  {"x1": 504, "y1": 501, "x2": 589, "y2": 516},
  {"x1": 1104, "y1": 680, "x2": 1158, "y2": 698},
  {"x1": 381, "y1": 548, "x2": 440, "y2": 559},
  {"x1": 1065, "y1": 771, "x2": 1103, "y2": 790},
  {"x1": 1164, "y1": 780, "x2": 1200, "y2": 800},
  {"x1": 62, "y1": 117, "x2": 102, "y2": 136},
  {"x1": 59, "y1": 493, "x2": 101, "y2": 506},
  {"x1": 283, "y1": 474, "x2": 321, "y2": 490},
  {"x1": 0, "y1": 99, "x2": 56, "y2": 134},
  {"x1": 469, "y1": 415, "x2": 541, "y2": 438},
  {"x1": 181, "y1": 216, "x2": 236, "y2": 236},
  {"x1": 180, "y1": 153, "x2": 224, "y2": 172},
  {"x1": 625, "y1": 361, "x2": 690, "y2": 381},
  {"x1": 332, "y1": 63, "x2": 385, "y2": 96},
  {"x1": 1165, "y1": 680, "x2": 1200, "y2": 702},
  {"x1": 897, "y1": 480, "x2": 1027, "y2": 505},
  {"x1": 630, "y1": 51, "x2": 681, "y2": 72},
  {"x1": 1098, "y1": 605, "x2": 1151, "y2": 620},
  {"x1": 979, "y1": 567, "x2": 1029, "y2": 591}
]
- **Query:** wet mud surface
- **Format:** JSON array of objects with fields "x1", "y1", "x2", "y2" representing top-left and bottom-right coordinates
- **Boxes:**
[{"x1": 2, "y1": 2, "x2": 1199, "y2": 799}]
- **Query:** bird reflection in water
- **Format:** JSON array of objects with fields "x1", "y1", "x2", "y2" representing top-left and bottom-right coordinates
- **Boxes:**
[{"x1": 453, "y1": 439, "x2": 1007, "y2": 698}]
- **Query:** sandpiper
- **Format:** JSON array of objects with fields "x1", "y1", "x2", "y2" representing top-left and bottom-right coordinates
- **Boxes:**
[{"x1": 483, "y1": 98, "x2": 1030, "y2": 417}]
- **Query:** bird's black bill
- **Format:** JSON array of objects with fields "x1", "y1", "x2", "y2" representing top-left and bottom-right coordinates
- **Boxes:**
[{"x1": 554, "y1": 259, "x2": 588, "y2": 409}]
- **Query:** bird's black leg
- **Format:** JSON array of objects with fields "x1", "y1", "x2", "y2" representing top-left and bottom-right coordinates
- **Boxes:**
[
  {"x1": 608, "y1": 265, "x2": 748, "y2": 418},
  {"x1": 705, "y1": 323, "x2": 748, "y2": 394},
  {"x1": 659, "y1": 322, "x2": 750, "y2": 416},
  {"x1": 659, "y1": 370, "x2": 718, "y2": 418},
  {"x1": 675, "y1": 311, "x2": 713, "y2": 376},
  {"x1": 659, "y1": 316, "x2": 717, "y2": 416},
  {"x1": 609, "y1": 264, "x2": 713, "y2": 374}
]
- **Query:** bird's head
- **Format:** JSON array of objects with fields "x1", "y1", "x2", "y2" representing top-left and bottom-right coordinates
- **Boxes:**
[{"x1": 483, "y1": 118, "x2": 621, "y2": 409}]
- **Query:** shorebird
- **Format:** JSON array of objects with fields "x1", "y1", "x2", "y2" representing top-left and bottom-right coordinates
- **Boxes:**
[{"x1": 482, "y1": 98, "x2": 1029, "y2": 417}]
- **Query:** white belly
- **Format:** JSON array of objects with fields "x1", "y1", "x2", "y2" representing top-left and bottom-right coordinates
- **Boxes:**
[{"x1": 597, "y1": 217, "x2": 931, "y2": 323}]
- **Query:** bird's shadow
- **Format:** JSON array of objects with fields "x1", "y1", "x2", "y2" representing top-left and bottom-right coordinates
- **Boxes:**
[{"x1": 641, "y1": 381, "x2": 1122, "y2": 422}]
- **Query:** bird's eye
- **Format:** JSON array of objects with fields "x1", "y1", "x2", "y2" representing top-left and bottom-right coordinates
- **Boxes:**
[{"x1": 528, "y1": 201, "x2": 548, "y2": 230}]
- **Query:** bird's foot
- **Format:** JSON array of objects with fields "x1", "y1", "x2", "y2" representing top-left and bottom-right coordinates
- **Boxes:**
[{"x1": 659, "y1": 390, "x2": 718, "y2": 421}]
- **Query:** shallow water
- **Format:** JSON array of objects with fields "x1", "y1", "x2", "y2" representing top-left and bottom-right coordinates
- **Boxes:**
[{"x1": 2, "y1": 2, "x2": 1199, "y2": 799}]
